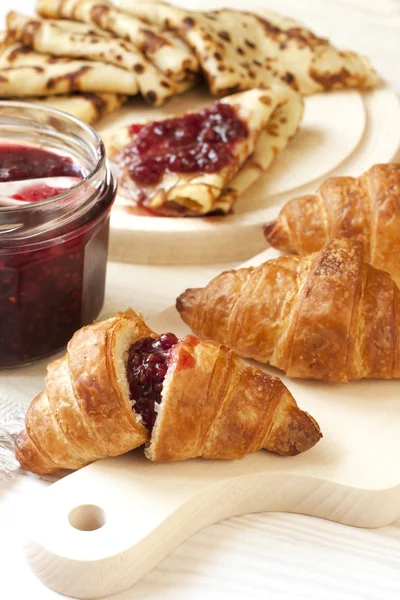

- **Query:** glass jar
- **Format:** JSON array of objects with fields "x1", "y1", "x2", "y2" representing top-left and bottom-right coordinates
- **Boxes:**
[{"x1": 0, "y1": 101, "x2": 117, "y2": 368}]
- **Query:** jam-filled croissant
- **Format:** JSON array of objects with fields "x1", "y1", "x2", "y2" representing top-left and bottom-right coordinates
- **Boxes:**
[
  {"x1": 14, "y1": 310, "x2": 321, "y2": 474},
  {"x1": 264, "y1": 163, "x2": 400, "y2": 286},
  {"x1": 177, "y1": 238, "x2": 400, "y2": 382}
]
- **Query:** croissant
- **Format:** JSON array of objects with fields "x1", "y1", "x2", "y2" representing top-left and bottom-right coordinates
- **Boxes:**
[
  {"x1": 14, "y1": 309, "x2": 321, "y2": 474},
  {"x1": 264, "y1": 163, "x2": 400, "y2": 285},
  {"x1": 177, "y1": 238, "x2": 400, "y2": 382}
]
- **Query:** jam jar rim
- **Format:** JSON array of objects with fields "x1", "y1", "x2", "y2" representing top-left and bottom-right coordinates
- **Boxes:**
[
  {"x1": 0, "y1": 100, "x2": 114, "y2": 247},
  {"x1": 0, "y1": 169, "x2": 117, "y2": 256},
  {"x1": 0, "y1": 99, "x2": 104, "y2": 212}
]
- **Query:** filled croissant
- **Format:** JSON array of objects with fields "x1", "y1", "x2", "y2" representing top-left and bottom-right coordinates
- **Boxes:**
[
  {"x1": 264, "y1": 163, "x2": 400, "y2": 285},
  {"x1": 177, "y1": 238, "x2": 400, "y2": 382},
  {"x1": 14, "y1": 309, "x2": 321, "y2": 474}
]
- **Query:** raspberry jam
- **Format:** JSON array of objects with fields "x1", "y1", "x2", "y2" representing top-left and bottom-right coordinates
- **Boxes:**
[
  {"x1": 0, "y1": 101, "x2": 117, "y2": 368},
  {"x1": 175, "y1": 335, "x2": 200, "y2": 372},
  {"x1": 0, "y1": 144, "x2": 82, "y2": 183},
  {"x1": 120, "y1": 102, "x2": 249, "y2": 187},
  {"x1": 11, "y1": 184, "x2": 71, "y2": 202},
  {"x1": 127, "y1": 333, "x2": 178, "y2": 430}
]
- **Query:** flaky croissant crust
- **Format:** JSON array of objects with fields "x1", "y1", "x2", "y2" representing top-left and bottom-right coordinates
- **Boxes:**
[
  {"x1": 264, "y1": 163, "x2": 400, "y2": 286},
  {"x1": 14, "y1": 310, "x2": 152, "y2": 474},
  {"x1": 150, "y1": 336, "x2": 321, "y2": 461},
  {"x1": 177, "y1": 238, "x2": 400, "y2": 382},
  {"x1": 14, "y1": 310, "x2": 321, "y2": 474}
]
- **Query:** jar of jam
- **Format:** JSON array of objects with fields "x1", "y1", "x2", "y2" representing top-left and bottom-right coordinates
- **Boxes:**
[{"x1": 0, "y1": 101, "x2": 117, "y2": 368}]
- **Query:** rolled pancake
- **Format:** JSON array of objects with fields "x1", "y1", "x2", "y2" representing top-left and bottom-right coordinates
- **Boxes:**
[
  {"x1": 121, "y1": 1, "x2": 379, "y2": 96},
  {"x1": 38, "y1": 16, "x2": 113, "y2": 36},
  {"x1": 0, "y1": 40, "x2": 139, "y2": 96},
  {"x1": 36, "y1": 0, "x2": 199, "y2": 83},
  {"x1": 6, "y1": 12, "x2": 180, "y2": 106},
  {"x1": 104, "y1": 85, "x2": 303, "y2": 216},
  {"x1": 18, "y1": 92, "x2": 127, "y2": 124}
]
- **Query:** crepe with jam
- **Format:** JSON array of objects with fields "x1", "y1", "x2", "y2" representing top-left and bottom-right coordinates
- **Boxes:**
[
  {"x1": 121, "y1": 0, "x2": 379, "y2": 96},
  {"x1": 103, "y1": 85, "x2": 303, "y2": 216},
  {"x1": 6, "y1": 12, "x2": 186, "y2": 106},
  {"x1": 0, "y1": 40, "x2": 141, "y2": 96},
  {"x1": 36, "y1": 0, "x2": 199, "y2": 85}
]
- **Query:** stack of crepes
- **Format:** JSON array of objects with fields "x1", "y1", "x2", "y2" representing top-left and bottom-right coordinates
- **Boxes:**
[
  {"x1": 1, "y1": 0, "x2": 200, "y2": 124},
  {"x1": 1, "y1": 0, "x2": 378, "y2": 126},
  {"x1": 0, "y1": 1, "x2": 380, "y2": 215},
  {"x1": 99, "y1": 0, "x2": 378, "y2": 216}
]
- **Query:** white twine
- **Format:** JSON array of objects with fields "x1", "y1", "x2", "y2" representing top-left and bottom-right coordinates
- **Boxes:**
[
  {"x1": 0, "y1": 403, "x2": 26, "y2": 480},
  {"x1": 0, "y1": 405, "x2": 69, "y2": 483},
  {"x1": 0, "y1": 359, "x2": 66, "y2": 483}
]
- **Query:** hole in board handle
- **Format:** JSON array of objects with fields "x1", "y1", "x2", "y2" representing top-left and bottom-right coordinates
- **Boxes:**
[{"x1": 68, "y1": 504, "x2": 106, "y2": 531}]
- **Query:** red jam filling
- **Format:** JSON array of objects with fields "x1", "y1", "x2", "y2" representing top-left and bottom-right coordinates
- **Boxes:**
[
  {"x1": 127, "y1": 333, "x2": 178, "y2": 431},
  {"x1": 175, "y1": 335, "x2": 200, "y2": 372},
  {"x1": 121, "y1": 102, "x2": 249, "y2": 187},
  {"x1": 11, "y1": 184, "x2": 67, "y2": 202},
  {"x1": 175, "y1": 349, "x2": 196, "y2": 371},
  {"x1": 0, "y1": 144, "x2": 82, "y2": 182},
  {"x1": 0, "y1": 205, "x2": 112, "y2": 367},
  {"x1": 0, "y1": 141, "x2": 115, "y2": 367}
]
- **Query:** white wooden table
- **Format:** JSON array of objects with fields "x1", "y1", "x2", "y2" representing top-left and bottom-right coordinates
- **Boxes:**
[{"x1": 2, "y1": 0, "x2": 400, "y2": 598}]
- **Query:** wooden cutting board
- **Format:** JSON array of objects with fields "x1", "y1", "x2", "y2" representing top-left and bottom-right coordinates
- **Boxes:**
[{"x1": 23, "y1": 248, "x2": 400, "y2": 599}]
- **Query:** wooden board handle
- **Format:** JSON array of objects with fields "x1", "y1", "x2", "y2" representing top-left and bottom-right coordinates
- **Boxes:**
[{"x1": 23, "y1": 450, "x2": 400, "y2": 599}]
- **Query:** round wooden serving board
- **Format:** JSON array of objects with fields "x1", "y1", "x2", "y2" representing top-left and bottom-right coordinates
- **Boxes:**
[
  {"x1": 99, "y1": 86, "x2": 400, "y2": 265},
  {"x1": 23, "y1": 248, "x2": 400, "y2": 599}
]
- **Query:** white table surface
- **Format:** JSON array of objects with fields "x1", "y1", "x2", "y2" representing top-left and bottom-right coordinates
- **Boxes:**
[{"x1": 1, "y1": 0, "x2": 400, "y2": 598}]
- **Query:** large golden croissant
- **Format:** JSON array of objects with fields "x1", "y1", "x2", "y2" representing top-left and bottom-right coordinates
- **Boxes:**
[
  {"x1": 177, "y1": 238, "x2": 400, "y2": 382},
  {"x1": 264, "y1": 163, "x2": 400, "y2": 285},
  {"x1": 14, "y1": 309, "x2": 321, "y2": 474}
]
